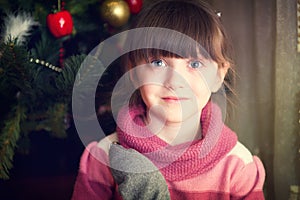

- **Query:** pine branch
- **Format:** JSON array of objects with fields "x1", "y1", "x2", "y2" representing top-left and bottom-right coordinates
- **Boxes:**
[
  {"x1": 46, "y1": 103, "x2": 68, "y2": 138},
  {"x1": 0, "y1": 103, "x2": 26, "y2": 179},
  {"x1": 20, "y1": 103, "x2": 69, "y2": 139},
  {"x1": 0, "y1": 40, "x2": 33, "y2": 97},
  {"x1": 55, "y1": 54, "x2": 86, "y2": 102},
  {"x1": 67, "y1": 0, "x2": 99, "y2": 16},
  {"x1": 30, "y1": 30, "x2": 60, "y2": 64}
]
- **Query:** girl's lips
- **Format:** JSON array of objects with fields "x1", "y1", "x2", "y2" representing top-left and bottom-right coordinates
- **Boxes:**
[{"x1": 162, "y1": 96, "x2": 188, "y2": 102}]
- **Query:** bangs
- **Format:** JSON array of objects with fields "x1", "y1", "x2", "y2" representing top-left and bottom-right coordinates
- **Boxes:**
[
  {"x1": 125, "y1": 0, "x2": 226, "y2": 67},
  {"x1": 127, "y1": 29, "x2": 211, "y2": 66}
]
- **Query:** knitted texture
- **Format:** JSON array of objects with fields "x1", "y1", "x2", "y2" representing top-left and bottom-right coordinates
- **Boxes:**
[
  {"x1": 109, "y1": 143, "x2": 171, "y2": 200},
  {"x1": 116, "y1": 101, "x2": 238, "y2": 181}
]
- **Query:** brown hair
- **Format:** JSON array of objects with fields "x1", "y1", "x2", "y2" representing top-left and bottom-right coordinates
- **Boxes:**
[
  {"x1": 125, "y1": 0, "x2": 233, "y2": 69},
  {"x1": 122, "y1": 0, "x2": 235, "y2": 108}
]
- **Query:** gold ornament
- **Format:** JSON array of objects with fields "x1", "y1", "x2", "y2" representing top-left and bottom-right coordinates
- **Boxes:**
[{"x1": 100, "y1": 0, "x2": 130, "y2": 27}]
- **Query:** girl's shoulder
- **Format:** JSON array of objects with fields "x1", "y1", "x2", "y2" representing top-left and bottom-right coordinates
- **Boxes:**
[
  {"x1": 226, "y1": 141, "x2": 255, "y2": 165},
  {"x1": 96, "y1": 132, "x2": 119, "y2": 155},
  {"x1": 225, "y1": 142, "x2": 266, "y2": 198},
  {"x1": 78, "y1": 133, "x2": 119, "y2": 175}
]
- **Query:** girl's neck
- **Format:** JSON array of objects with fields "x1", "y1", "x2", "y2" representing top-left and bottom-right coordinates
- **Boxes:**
[{"x1": 146, "y1": 111, "x2": 202, "y2": 145}]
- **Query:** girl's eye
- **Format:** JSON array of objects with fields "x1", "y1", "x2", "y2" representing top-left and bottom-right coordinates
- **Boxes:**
[
  {"x1": 189, "y1": 61, "x2": 203, "y2": 69},
  {"x1": 150, "y1": 59, "x2": 167, "y2": 67}
]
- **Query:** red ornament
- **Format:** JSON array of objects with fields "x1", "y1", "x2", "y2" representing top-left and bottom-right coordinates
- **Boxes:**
[
  {"x1": 47, "y1": 10, "x2": 73, "y2": 38},
  {"x1": 126, "y1": 0, "x2": 143, "y2": 14}
]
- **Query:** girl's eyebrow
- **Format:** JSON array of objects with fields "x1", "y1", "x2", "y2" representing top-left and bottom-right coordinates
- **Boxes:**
[{"x1": 186, "y1": 55, "x2": 205, "y2": 61}]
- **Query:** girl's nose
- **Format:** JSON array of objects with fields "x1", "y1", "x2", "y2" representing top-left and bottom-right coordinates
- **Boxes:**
[{"x1": 163, "y1": 66, "x2": 186, "y2": 90}]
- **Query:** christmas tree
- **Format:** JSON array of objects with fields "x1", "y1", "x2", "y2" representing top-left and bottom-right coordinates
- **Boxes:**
[{"x1": 0, "y1": 0, "x2": 143, "y2": 179}]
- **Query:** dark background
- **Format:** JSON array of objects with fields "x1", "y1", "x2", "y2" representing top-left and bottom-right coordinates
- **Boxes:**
[{"x1": 0, "y1": 125, "x2": 84, "y2": 200}]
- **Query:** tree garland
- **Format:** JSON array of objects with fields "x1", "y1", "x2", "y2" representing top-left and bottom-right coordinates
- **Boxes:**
[
  {"x1": 0, "y1": 38, "x2": 85, "y2": 179},
  {"x1": 0, "y1": 0, "x2": 137, "y2": 179}
]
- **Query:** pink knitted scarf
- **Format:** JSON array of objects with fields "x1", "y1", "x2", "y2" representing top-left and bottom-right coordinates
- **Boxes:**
[{"x1": 116, "y1": 101, "x2": 237, "y2": 181}]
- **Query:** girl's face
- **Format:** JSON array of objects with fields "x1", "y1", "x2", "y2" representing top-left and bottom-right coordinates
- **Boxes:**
[{"x1": 133, "y1": 56, "x2": 226, "y2": 125}]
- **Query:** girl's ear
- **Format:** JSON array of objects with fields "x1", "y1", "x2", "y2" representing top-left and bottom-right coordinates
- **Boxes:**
[{"x1": 211, "y1": 61, "x2": 230, "y2": 92}]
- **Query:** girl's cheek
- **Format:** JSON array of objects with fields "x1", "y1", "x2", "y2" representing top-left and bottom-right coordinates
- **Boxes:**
[{"x1": 195, "y1": 69, "x2": 219, "y2": 91}]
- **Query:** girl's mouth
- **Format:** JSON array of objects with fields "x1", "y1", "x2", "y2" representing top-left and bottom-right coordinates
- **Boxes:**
[{"x1": 162, "y1": 96, "x2": 188, "y2": 102}]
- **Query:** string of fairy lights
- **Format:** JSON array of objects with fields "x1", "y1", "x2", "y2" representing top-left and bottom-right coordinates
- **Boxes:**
[{"x1": 29, "y1": 58, "x2": 62, "y2": 72}]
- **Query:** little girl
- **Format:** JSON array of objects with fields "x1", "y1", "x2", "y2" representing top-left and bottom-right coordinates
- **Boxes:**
[{"x1": 72, "y1": 0, "x2": 265, "y2": 199}]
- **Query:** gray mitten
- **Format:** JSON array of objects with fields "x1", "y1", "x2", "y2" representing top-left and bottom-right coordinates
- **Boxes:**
[{"x1": 109, "y1": 142, "x2": 171, "y2": 200}]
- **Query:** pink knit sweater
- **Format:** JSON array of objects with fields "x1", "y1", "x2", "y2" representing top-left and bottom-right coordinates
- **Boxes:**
[{"x1": 72, "y1": 103, "x2": 265, "y2": 199}]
